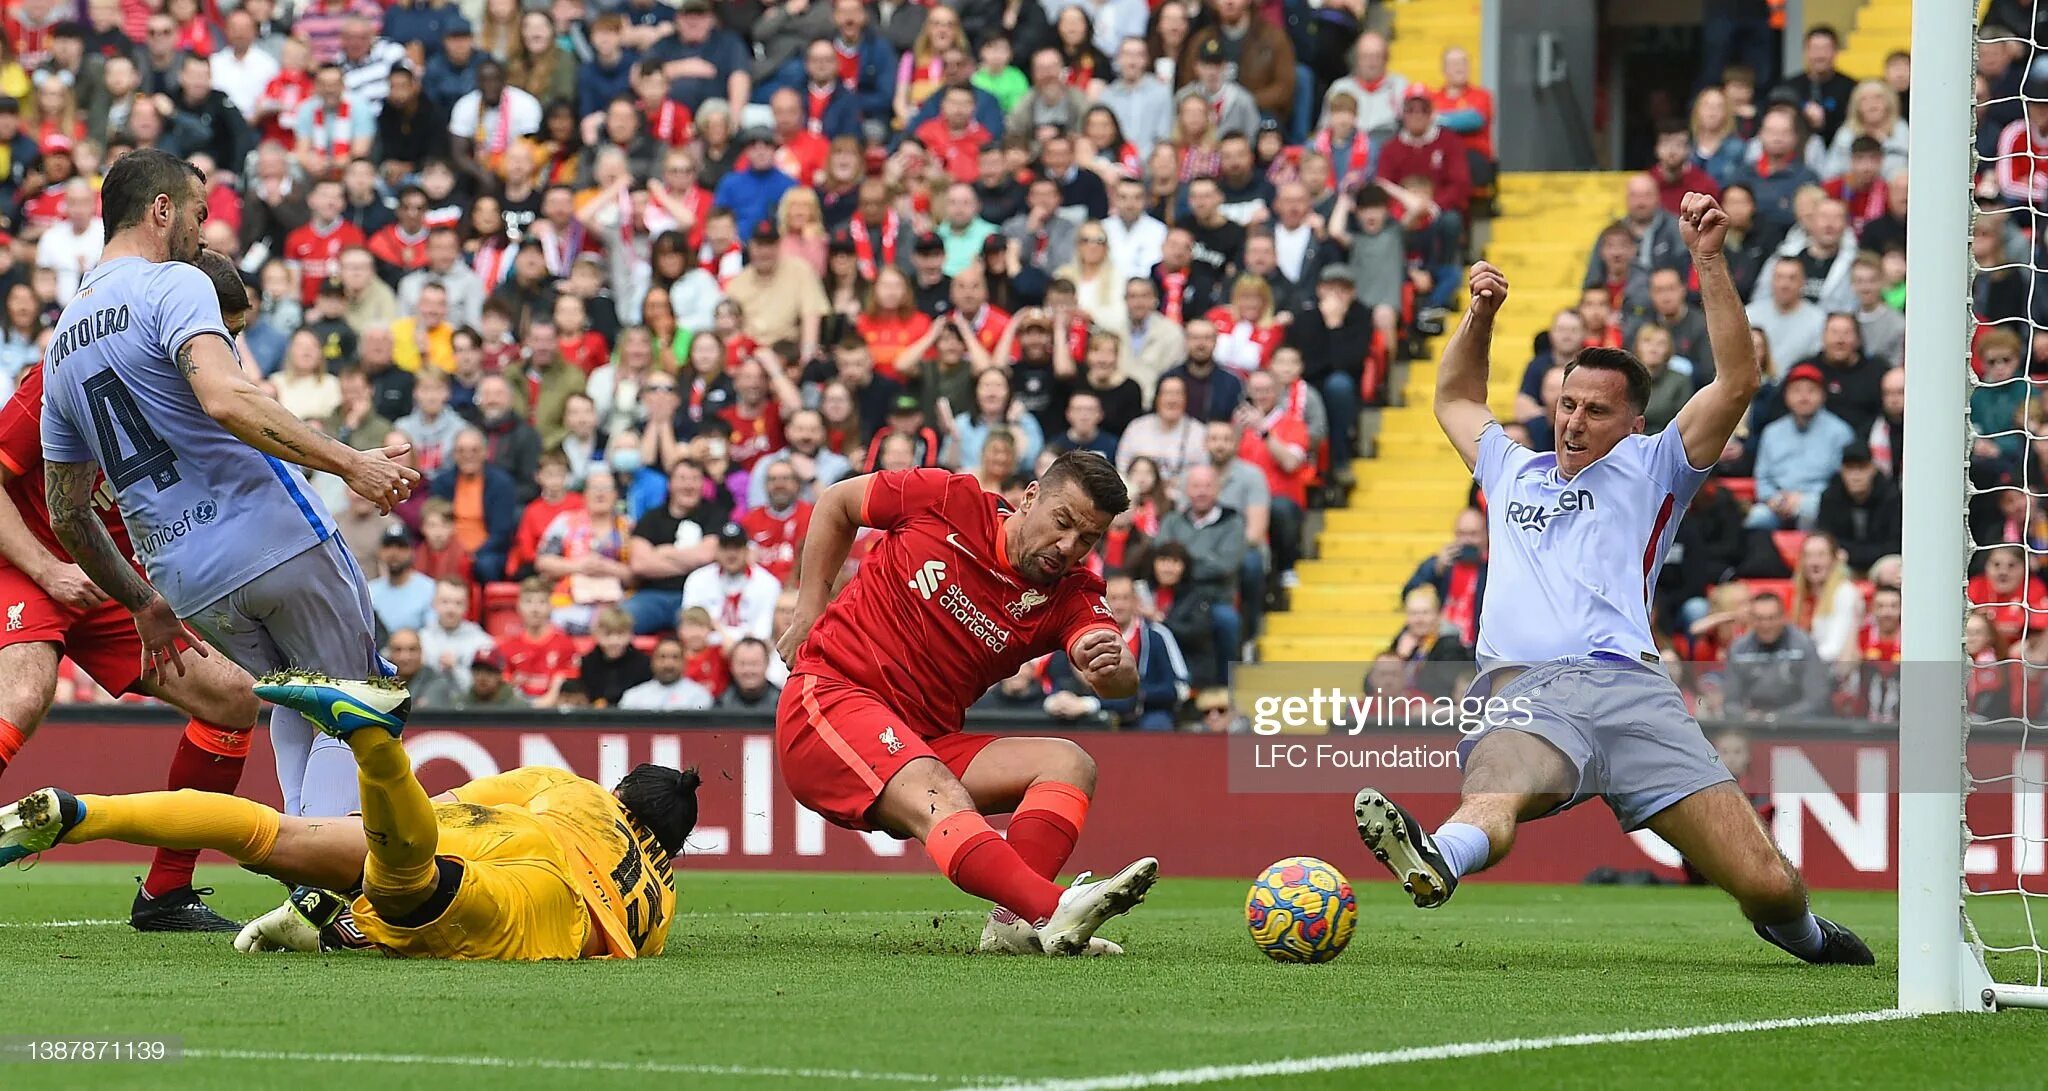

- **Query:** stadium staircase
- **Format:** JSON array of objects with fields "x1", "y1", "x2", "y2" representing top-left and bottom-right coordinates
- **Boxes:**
[
  {"x1": 1259, "y1": 168, "x2": 1626, "y2": 662},
  {"x1": 1834, "y1": 0, "x2": 1909, "y2": 80}
]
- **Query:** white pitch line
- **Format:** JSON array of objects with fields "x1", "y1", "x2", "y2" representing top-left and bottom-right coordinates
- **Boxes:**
[
  {"x1": 950, "y1": 1010, "x2": 1922, "y2": 1091},
  {"x1": 183, "y1": 1047, "x2": 970, "y2": 1084},
  {"x1": 0, "y1": 918, "x2": 124, "y2": 928}
]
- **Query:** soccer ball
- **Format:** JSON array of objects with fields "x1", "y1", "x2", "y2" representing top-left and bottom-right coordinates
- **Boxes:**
[{"x1": 1245, "y1": 856, "x2": 1356, "y2": 964}]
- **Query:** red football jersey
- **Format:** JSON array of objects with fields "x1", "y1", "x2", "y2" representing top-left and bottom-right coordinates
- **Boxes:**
[
  {"x1": 497, "y1": 629, "x2": 581, "y2": 698},
  {"x1": 741, "y1": 500, "x2": 812, "y2": 583},
  {"x1": 1967, "y1": 573, "x2": 2048, "y2": 646},
  {"x1": 719, "y1": 402, "x2": 785, "y2": 473},
  {"x1": 793, "y1": 469, "x2": 1118, "y2": 736},
  {"x1": 0, "y1": 364, "x2": 132, "y2": 565},
  {"x1": 284, "y1": 220, "x2": 368, "y2": 306}
]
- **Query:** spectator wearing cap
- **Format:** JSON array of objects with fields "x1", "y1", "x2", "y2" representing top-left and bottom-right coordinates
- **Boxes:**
[
  {"x1": 368, "y1": 524, "x2": 437, "y2": 635},
  {"x1": 423, "y1": 20, "x2": 482, "y2": 109},
  {"x1": 725, "y1": 219, "x2": 830, "y2": 359},
  {"x1": 1816, "y1": 441, "x2": 1902, "y2": 572},
  {"x1": 1747, "y1": 363, "x2": 1855, "y2": 530},
  {"x1": 449, "y1": 648, "x2": 533, "y2": 709},
  {"x1": 910, "y1": 231, "x2": 953, "y2": 311},
  {"x1": 1175, "y1": 0, "x2": 1295, "y2": 124},
  {"x1": 1171, "y1": 37, "x2": 1261, "y2": 141},
  {"x1": 1745, "y1": 257, "x2": 1826, "y2": 368},
  {"x1": 862, "y1": 395, "x2": 943, "y2": 472},
  {"x1": 682, "y1": 521, "x2": 784, "y2": 649},
  {"x1": 652, "y1": 0, "x2": 752, "y2": 112},
  {"x1": 1283, "y1": 263, "x2": 1371, "y2": 473},
  {"x1": 714, "y1": 127, "x2": 799, "y2": 241}
]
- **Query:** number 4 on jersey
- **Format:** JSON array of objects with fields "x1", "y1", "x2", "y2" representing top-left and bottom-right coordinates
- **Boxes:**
[{"x1": 82, "y1": 371, "x2": 180, "y2": 492}]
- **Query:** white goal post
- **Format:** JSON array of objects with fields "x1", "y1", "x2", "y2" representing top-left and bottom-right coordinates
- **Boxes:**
[{"x1": 1898, "y1": 0, "x2": 2048, "y2": 1014}]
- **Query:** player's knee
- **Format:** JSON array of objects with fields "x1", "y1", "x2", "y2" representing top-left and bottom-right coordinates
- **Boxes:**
[
  {"x1": 1046, "y1": 741, "x2": 1097, "y2": 796},
  {"x1": 213, "y1": 680, "x2": 261, "y2": 729}
]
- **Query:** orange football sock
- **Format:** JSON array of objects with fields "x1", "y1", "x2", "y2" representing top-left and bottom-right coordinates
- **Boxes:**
[
  {"x1": 68, "y1": 790, "x2": 278, "y2": 865},
  {"x1": 1007, "y1": 781, "x2": 1090, "y2": 880},
  {"x1": 925, "y1": 810, "x2": 1063, "y2": 923}
]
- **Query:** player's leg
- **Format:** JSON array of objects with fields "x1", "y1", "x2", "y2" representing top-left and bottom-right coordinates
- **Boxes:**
[
  {"x1": 0, "y1": 642, "x2": 60, "y2": 777},
  {"x1": 954, "y1": 736, "x2": 1124, "y2": 955},
  {"x1": 184, "y1": 599, "x2": 312, "y2": 815},
  {"x1": 1643, "y1": 784, "x2": 1874, "y2": 964}
]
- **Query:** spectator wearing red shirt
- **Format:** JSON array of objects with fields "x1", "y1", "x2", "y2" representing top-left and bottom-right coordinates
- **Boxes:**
[
  {"x1": 368, "y1": 185, "x2": 434, "y2": 286},
  {"x1": 915, "y1": 85, "x2": 996, "y2": 184},
  {"x1": 677, "y1": 606, "x2": 730, "y2": 697},
  {"x1": 719, "y1": 355, "x2": 802, "y2": 474},
  {"x1": 507, "y1": 451, "x2": 584, "y2": 580},
  {"x1": 1205, "y1": 275, "x2": 1288, "y2": 378},
  {"x1": 1648, "y1": 119, "x2": 1720, "y2": 215},
  {"x1": 633, "y1": 59, "x2": 694, "y2": 148},
  {"x1": 1375, "y1": 88, "x2": 1471, "y2": 234},
  {"x1": 856, "y1": 267, "x2": 935, "y2": 380},
  {"x1": 284, "y1": 178, "x2": 366, "y2": 306},
  {"x1": 552, "y1": 294, "x2": 611, "y2": 375},
  {"x1": 1428, "y1": 46, "x2": 1495, "y2": 160},
  {"x1": 497, "y1": 578, "x2": 581, "y2": 706},
  {"x1": 1822, "y1": 136, "x2": 1889, "y2": 235},
  {"x1": 1234, "y1": 369, "x2": 1314, "y2": 567},
  {"x1": 1968, "y1": 544, "x2": 2048, "y2": 648},
  {"x1": 768, "y1": 87, "x2": 830, "y2": 187},
  {"x1": 741, "y1": 458, "x2": 813, "y2": 584},
  {"x1": 413, "y1": 500, "x2": 477, "y2": 604}
]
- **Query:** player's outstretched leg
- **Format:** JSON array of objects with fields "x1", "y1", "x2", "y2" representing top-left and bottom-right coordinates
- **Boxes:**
[
  {"x1": 1644, "y1": 784, "x2": 1874, "y2": 966},
  {"x1": 878, "y1": 757, "x2": 1156, "y2": 957},
  {"x1": 956, "y1": 737, "x2": 1122, "y2": 955},
  {"x1": 252, "y1": 671, "x2": 412, "y2": 739},
  {"x1": 1355, "y1": 729, "x2": 1576, "y2": 909},
  {"x1": 1, "y1": 786, "x2": 281, "y2": 869}
]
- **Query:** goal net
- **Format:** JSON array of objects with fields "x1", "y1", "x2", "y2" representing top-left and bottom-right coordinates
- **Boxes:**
[{"x1": 1902, "y1": 1, "x2": 2048, "y2": 1012}]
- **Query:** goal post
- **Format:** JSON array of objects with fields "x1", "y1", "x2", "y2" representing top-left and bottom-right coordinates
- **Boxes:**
[
  {"x1": 1897, "y1": 0, "x2": 1982, "y2": 1013},
  {"x1": 1899, "y1": 0, "x2": 2048, "y2": 1014}
]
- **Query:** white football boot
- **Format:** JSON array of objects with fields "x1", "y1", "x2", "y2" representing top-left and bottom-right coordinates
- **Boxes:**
[
  {"x1": 977, "y1": 906, "x2": 1124, "y2": 956},
  {"x1": 1036, "y1": 857, "x2": 1157, "y2": 956}
]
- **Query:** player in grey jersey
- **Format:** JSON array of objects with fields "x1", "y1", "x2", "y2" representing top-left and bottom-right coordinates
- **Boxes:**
[
  {"x1": 1351, "y1": 193, "x2": 1871, "y2": 966},
  {"x1": 39, "y1": 149, "x2": 421, "y2": 821}
]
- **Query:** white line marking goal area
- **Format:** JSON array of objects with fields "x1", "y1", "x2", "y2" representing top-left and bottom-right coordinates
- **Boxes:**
[{"x1": 948, "y1": 1010, "x2": 1923, "y2": 1091}]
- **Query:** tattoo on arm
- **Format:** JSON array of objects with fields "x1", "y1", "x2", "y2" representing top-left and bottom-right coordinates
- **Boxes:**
[
  {"x1": 175, "y1": 341, "x2": 199, "y2": 380},
  {"x1": 260, "y1": 427, "x2": 314, "y2": 458},
  {"x1": 46, "y1": 461, "x2": 157, "y2": 611}
]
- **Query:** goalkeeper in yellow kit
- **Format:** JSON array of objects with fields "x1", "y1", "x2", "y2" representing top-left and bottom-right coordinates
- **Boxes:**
[{"x1": 0, "y1": 674, "x2": 698, "y2": 961}]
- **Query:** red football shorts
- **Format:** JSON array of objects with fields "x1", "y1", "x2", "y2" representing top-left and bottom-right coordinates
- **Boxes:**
[
  {"x1": 777, "y1": 673, "x2": 1000, "y2": 832},
  {"x1": 0, "y1": 564, "x2": 143, "y2": 696}
]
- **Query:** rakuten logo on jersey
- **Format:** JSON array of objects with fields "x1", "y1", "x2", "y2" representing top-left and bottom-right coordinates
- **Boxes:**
[{"x1": 1505, "y1": 488, "x2": 1594, "y2": 532}]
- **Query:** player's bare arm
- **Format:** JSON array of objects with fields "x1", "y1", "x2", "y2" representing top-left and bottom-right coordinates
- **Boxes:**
[
  {"x1": 1670, "y1": 192, "x2": 1762, "y2": 469},
  {"x1": 776, "y1": 473, "x2": 869, "y2": 664},
  {"x1": 178, "y1": 333, "x2": 423, "y2": 514},
  {"x1": 1435, "y1": 261, "x2": 1509, "y2": 471},
  {"x1": 47, "y1": 458, "x2": 203, "y2": 679},
  {"x1": 0, "y1": 463, "x2": 106, "y2": 611}
]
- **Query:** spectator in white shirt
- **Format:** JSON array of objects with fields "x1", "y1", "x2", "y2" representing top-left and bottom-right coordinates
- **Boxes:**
[
  {"x1": 1104, "y1": 176, "x2": 1167, "y2": 283},
  {"x1": 680, "y1": 523, "x2": 784, "y2": 648},
  {"x1": 619, "y1": 637, "x2": 716, "y2": 710},
  {"x1": 1745, "y1": 257, "x2": 1827, "y2": 368},
  {"x1": 210, "y1": 9, "x2": 281, "y2": 119},
  {"x1": 416, "y1": 577, "x2": 497, "y2": 692},
  {"x1": 1319, "y1": 31, "x2": 1407, "y2": 140},
  {"x1": 34, "y1": 180, "x2": 102, "y2": 306}
]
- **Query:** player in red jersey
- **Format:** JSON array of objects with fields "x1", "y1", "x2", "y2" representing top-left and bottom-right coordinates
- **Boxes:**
[
  {"x1": 775, "y1": 452, "x2": 1157, "y2": 956},
  {"x1": 0, "y1": 252, "x2": 262, "y2": 932}
]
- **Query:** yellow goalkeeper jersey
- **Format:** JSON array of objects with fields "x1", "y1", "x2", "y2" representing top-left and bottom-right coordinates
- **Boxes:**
[{"x1": 352, "y1": 766, "x2": 676, "y2": 961}]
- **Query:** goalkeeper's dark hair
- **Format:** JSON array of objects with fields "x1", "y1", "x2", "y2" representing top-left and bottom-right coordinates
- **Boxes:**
[
  {"x1": 100, "y1": 148, "x2": 203, "y2": 242},
  {"x1": 1039, "y1": 450, "x2": 1130, "y2": 517},
  {"x1": 189, "y1": 248, "x2": 249, "y2": 318},
  {"x1": 615, "y1": 763, "x2": 701, "y2": 860}
]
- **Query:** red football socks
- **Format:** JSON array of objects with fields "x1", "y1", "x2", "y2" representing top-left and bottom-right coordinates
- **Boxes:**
[
  {"x1": 143, "y1": 720, "x2": 252, "y2": 898},
  {"x1": 0, "y1": 715, "x2": 25, "y2": 776},
  {"x1": 925, "y1": 810, "x2": 1063, "y2": 923},
  {"x1": 1007, "y1": 781, "x2": 1090, "y2": 880}
]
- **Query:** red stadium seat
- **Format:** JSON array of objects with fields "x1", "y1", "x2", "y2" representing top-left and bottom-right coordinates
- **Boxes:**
[
  {"x1": 1770, "y1": 530, "x2": 1805, "y2": 571},
  {"x1": 482, "y1": 582, "x2": 522, "y2": 639},
  {"x1": 1719, "y1": 477, "x2": 1755, "y2": 503}
]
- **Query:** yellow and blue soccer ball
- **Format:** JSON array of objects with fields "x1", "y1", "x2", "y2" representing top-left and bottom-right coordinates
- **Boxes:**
[{"x1": 1245, "y1": 856, "x2": 1356, "y2": 963}]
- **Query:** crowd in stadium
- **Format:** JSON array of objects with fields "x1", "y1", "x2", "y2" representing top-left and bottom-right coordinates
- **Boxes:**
[{"x1": 0, "y1": 0, "x2": 2033, "y2": 728}]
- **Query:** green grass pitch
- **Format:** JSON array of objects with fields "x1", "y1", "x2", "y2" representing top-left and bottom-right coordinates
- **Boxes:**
[{"x1": 0, "y1": 864, "x2": 2041, "y2": 1089}]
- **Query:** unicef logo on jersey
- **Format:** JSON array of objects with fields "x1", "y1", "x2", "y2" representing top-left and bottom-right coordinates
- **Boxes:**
[
  {"x1": 194, "y1": 501, "x2": 218, "y2": 526},
  {"x1": 137, "y1": 501, "x2": 219, "y2": 556},
  {"x1": 1505, "y1": 488, "x2": 1595, "y2": 532}
]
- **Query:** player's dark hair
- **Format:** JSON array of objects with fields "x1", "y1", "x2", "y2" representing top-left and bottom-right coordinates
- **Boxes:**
[
  {"x1": 1562, "y1": 347, "x2": 1653, "y2": 416},
  {"x1": 615, "y1": 763, "x2": 701, "y2": 860},
  {"x1": 189, "y1": 248, "x2": 249, "y2": 317},
  {"x1": 1039, "y1": 450, "x2": 1131, "y2": 517},
  {"x1": 100, "y1": 148, "x2": 203, "y2": 243}
]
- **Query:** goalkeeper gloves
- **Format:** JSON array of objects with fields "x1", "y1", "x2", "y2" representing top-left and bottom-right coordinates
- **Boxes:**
[{"x1": 232, "y1": 886, "x2": 350, "y2": 954}]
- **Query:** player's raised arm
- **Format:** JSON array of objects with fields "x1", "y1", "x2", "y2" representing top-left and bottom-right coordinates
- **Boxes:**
[
  {"x1": 177, "y1": 332, "x2": 423, "y2": 514},
  {"x1": 1671, "y1": 192, "x2": 1763, "y2": 469},
  {"x1": 1434, "y1": 262, "x2": 1509, "y2": 471}
]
